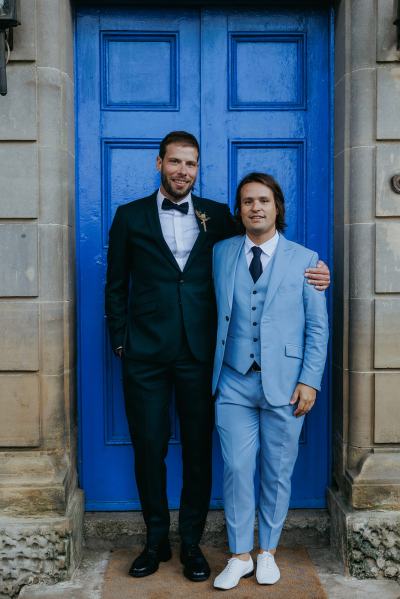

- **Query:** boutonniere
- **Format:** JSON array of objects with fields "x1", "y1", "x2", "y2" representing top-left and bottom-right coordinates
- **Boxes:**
[{"x1": 195, "y1": 209, "x2": 211, "y2": 232}]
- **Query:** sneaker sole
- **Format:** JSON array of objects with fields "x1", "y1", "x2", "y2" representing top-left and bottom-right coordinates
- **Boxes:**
[
  {"x1": 214, "y1": 569, "x2": 254, "y2": 590},
  {"x1": 256, "y1": 574, "x2": 281, "y2": 585}
]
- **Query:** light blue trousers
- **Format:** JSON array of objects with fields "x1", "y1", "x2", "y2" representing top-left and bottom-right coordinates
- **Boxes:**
[{"x1": 215, "y1": 364, "x2": 304, "y2": 554}]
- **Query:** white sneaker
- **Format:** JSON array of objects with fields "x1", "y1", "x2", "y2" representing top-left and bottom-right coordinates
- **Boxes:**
[
  {"x1": 256, "y1": 551, "x2": 280, "y2": 584},
  {"x1": 213, "y1": 556, "x2": 254, "y2": 590}
]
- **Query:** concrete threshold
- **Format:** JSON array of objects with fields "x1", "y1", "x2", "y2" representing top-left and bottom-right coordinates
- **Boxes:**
[{"x1": 83, "y1": 508, "x2": 331, "y2": 550}]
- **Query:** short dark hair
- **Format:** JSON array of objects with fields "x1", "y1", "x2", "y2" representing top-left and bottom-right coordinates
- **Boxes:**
[
  {"x1": 159, "y1": 131, "x2": 200, "y2": 160},
  {"x1": 234, "y1": 172, "x2": 287, "y2": 233}
]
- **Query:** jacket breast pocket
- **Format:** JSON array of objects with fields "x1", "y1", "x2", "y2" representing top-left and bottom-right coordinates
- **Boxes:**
[
  {"x1": 132, "y1": 301, "x2": 157, "y2": 317},
  {"x1": 285, "y1": 343, "x2": 304, "y2": 359}
]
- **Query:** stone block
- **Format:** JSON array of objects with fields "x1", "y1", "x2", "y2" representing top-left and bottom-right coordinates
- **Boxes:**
[
  {"x1": 39, "y1": 147, "x2": 68, "y2": 224},
  {"x1": 37, "y1": 67, "x2": 63, "y2": 149},
  {"x1": 377, "y1": 0, "x2": 400, "y2": 62},
  {"x1": 334, "y1": 148, "x2": 349, "y2": 226},
  {"x1": 377, "y1": 67, "x2": 400, "y2": 140},
  {"x1": 332, "y1": 364, "x2": 348, "y2": 439},
  {"x1": 0, "y1": 224, "x2": 38, "y2": 296},
  {"x1": 64, "y1": 226, "x2": 75, "y2": 302},
  {"x1": 10, "y1": 0, "x2": 37, "y2": 61},
  {"x1": 345, "y1": 449, "x2": 400, "y2": 509},
  {"x1": 349, "y1": 146, "x2": 375, "y2": 224},
  {"x1": 39, "y1": 224, "x2": 64, "y2": 300},
  {"x1": 334, "y1": 74, "x2": 349, "y2": 156},
  {"x1": 0, "y1": 374, "x2": 39, "y2": 447},
  {"x1": 40, "y1": 374, "x2": 66, "y2": 449},
  {"x1": 375, "y1": 374, "x2": 400, "y2": 443},
  {"x1": 0, "y1": 64, "x2": 37, "y2": 140},
  {"x1": 349, "y1": 298, "x2": 374, "y2": 371},
  {"x1": 0, "y1": 142, "x2": 38, "y2": 218},
  {"x1": 376, "y1": 144, "x2": 400, "y2": 217},
  {"x1": 350, "y1": 67, "x2": 375, "y2": 148},
  {"x1": 334, "y1": 0, "x2": 348, "y2": 82},
  {"x1": 350, "y1": 0, "x2": 375, "y2": 70},
  {"x1": 0, "y1": 303, "x2": 39, "y2": 370},
  {"x1": 64, "y1": 301, "x2": 75, "y2": 372},
  {"x1": 349, "y1": 223, "x2": 374, "y2": 299},
  {"x1": 67, "y1": 151, "x2": 76, "y2": 228},
  {"x1": 348, "y1": 372, "x2": 373, "y2": 449},
  {"x1": 40, "y1": 302, "x2": 65, "y2": 374},
  {"x1": 62, "y1": 74, "x2": 75, "y2": 157},
  {"x1": 37, "y1": 0, "x2": 74, "y2": 77},
  {"x1": 329, "y1": 488, "x2": 400, "y2": 580},
  {"x1": 375, "y1": 299, "x2": 400, "y2": 368},
  {"x1": 376, "y1": 222, "x2": 400, "y2": 292},
  {"x1": 0, "y1": 489, "x2": 84, "y2": 598}
]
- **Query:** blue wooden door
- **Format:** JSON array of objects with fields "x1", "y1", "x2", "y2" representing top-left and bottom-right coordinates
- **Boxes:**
[{"x1": 76, "y1": 6, "x2": 331, "y2": 510}]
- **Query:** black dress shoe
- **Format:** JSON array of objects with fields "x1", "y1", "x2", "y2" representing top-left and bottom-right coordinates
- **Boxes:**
[
  {"x1": 128, "y1": 540, "x2": 172, "y2": 578},
  {"x1": 180, "y1": 543, "x2": 211, "y2": 582}
]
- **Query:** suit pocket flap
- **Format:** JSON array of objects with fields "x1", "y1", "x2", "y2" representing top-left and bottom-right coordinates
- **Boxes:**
[
  {"x1": 285, "y1": 343, "x2": 304, "y2": 359},
  {"x1": 133, "y1": 301, "x2": 157, "y2": 316}
]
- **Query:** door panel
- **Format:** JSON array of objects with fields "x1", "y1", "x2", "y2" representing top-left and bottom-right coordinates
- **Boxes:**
[{"x1": 76, "y1": 6, "x2": 331, "y2": 510}]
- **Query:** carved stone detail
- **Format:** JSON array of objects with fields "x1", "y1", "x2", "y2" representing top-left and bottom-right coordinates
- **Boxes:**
[{"x1": 0, "y1": 523, "x2": 71, "y2": 598}]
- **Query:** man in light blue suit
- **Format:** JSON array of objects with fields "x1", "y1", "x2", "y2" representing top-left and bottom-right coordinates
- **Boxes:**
[{"x1": 212, "y1": 173, "x2": 329, "y2": 590}]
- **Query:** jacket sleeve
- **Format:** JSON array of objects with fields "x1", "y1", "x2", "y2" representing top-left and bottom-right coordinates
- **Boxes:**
[
  {"x1": 298, "y1": 252, "x2": 329, "y2": 390},
  {"x1": 105, "y1": 206, "x2": 130, "y2": 351}
]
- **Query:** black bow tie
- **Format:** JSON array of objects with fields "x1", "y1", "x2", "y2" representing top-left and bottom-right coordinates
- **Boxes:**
[{"x1": 162, "y1": 197, "x2": 189, "y2": 215}]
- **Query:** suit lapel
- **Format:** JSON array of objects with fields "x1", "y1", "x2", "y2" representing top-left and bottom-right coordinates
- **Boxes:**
[
  {"x1": 225, "y1": 236, "x2": 245, "y2": 310},
  {"x1": 145, "y1": 192, "x2": 180, "y2": 271},
  {"x1": 263, "y1": 235, "x2": 295, "y2": 312},
  {"x1": 182, "y1": 196, "x2": 208, "y2": 273}
]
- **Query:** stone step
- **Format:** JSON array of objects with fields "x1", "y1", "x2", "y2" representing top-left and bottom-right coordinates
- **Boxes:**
[{"x1": 83, "y1": 509, "x2": 330, "y2": 550}]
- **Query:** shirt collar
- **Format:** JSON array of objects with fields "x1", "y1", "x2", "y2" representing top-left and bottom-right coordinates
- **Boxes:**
[
  {"x1": 245, "y1": 231, "x2": 280, "y2": 256},
  {"x1": 157, "y1": 189, "x2": 193, "y2": 213}
]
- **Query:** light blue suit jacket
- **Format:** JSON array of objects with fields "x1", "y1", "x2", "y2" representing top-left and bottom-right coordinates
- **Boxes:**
[{"x1": 212, "y1": 234, "x2": 329, "y2": 405}]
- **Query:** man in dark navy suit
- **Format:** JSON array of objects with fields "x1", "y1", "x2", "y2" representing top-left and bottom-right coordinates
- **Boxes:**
[{"x1": 105, "y1": 131, "x2": 330, "y2": 581}]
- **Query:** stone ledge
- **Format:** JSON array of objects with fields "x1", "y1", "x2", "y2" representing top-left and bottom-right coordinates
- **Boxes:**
[
  {"x1": 84, "y1": 508, "x2": 330, "y2": 550},
  {"x1": 0, "y1": 489, "x2": 83, "y2": 599},
  {"x1": 329, "y1": 487, "x2": 400, "y2": 581}
]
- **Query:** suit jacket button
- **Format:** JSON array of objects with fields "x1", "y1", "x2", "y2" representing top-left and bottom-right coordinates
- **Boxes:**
[
  {"x1": 179, "y1": 279, "x2": 184, "y2": 283},
  {"x1": 222, "y1": 340, "x2": 225, "y2": 345},
  {"x1": 252, "y1": 306, "x2": 256, "y2": 311},
  {"x1": 225, "y1": 316, "x2": 229, "y2": 321},
  {"x1": 253, "y1": 322, "x2": 257, "y2": 326},
  {"x1": 250, "y1": 353, "x2": 254, "y2": 358},
  {"x1": 253, "y1": 290, "x2": 257, "y2": 294}
]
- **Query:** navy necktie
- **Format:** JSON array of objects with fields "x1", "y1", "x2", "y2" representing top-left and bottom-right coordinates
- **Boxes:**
[
  {"x1": 249, "y1": 246, "x2": 263, "y2": 283},
  {"x1": 162, "y1": 197, "x2": 189, "y2": 215}
]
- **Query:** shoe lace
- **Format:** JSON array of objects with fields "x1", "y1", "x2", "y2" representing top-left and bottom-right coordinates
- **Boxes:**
[
  {"x1": 225, "y1": 557, "x2": 248, "y2": 573},
  {"x1": 259, "y1": 553, "x2": 274, "y2": 569}
]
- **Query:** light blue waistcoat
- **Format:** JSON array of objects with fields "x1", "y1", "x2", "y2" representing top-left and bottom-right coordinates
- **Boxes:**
[{"x1": 223, "y1": 248, "x2": 274, "y2": 374}]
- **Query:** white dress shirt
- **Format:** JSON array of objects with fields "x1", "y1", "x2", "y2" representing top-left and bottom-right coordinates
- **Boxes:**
[
  {"x1": 157, "y1": 189, "x2": 199, "y2": 271},
  {"x1": 244, "y1": 231, "x2": 280, "y2": 270}
]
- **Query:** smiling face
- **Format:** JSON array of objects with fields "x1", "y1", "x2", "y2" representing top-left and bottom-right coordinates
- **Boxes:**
[
  {"x1": 156, "y1": 142, "x2": 199, "y2": 201},
  {"x1": 239, "y1": 181, "x2": 278, "y2": 244}
]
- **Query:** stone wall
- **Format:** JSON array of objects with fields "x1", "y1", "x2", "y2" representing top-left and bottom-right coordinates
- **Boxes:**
[
  {"x1": 331, "y1": 0, "x2": 400, "y2": 579},
  {"x1": 0, "y1": 1, "x2": 83, "y2": 598}
]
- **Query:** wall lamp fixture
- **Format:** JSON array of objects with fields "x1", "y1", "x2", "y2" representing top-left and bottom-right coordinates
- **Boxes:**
[{"x1": 0, "y1": 0, "x2": 20, "y2": 96}]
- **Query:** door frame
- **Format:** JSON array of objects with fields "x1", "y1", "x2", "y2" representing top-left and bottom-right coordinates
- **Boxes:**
[{"x1": 74, "y1": 1, "x2": 334, "y2": 510}]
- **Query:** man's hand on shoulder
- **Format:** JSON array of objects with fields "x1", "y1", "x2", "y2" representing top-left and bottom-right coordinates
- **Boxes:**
[
  {"x1": 290, "y1": 383, "x2": 317, "y2": 417},
  {"x1": 304, "y1": 260, "x2": 330, "y2": 291}
]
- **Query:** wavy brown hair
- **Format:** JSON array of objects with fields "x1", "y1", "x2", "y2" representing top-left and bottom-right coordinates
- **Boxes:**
[{"x1": 234, "y1": 172, "x2": 287, "y2": 234}]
